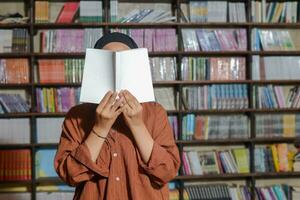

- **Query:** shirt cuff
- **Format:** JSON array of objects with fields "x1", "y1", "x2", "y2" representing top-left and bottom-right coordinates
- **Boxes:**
[
  {"x1": 138, "y1": 142, "x2": 163, "y2": 172},
  {"x1": 71, "y1": 142, "x2": 109, "y2": 178}
]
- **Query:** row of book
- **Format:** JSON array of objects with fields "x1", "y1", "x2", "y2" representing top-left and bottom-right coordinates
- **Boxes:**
[
  {"x1": 256, "y1": 114, "x2": 300, "y2": 138},
  {"x1": 168, "y1": 116, "x2": 179, "y2": 140},
  {"x1": 181, "y1": 57, "x2": 246, "y2": 81},
  {"x1": 35, "y1": 1, "x2": 102, "y2": 23},
  {"x1": 0, "y1": 58, "x2": 29, "y2": 84},
  {"x1": 38, "y1": 59, "x2": 84, "y2": 83},
  {"x1": 294, "y1": 152, "x2": 300, "y2": 172},
  {"x1": 0, "y1": 118, "x2": 30, "y2": 144},
  {"x1": 253, "y1": 85, "x2": 300, "y2": 109},
  {"x1": 252, "y1": 29, "x2": 298, "y2": 51},
  {"x1": 0, "y1": 93, "x2": 30, "y2": 113},
  {"x1": 0, "y1": 150, "x2": 31, "y2": 180},
  {"x1": 150, "y1": 57, "x2": 177, "y2": 81},
  {"x1": 36, "y1": 87, "x2": 80, "y2": 113},
  {"x1": 182, "y1": 114, "x2": 249, "y2": 141},
  {"x1": 182, "y1": 85, "x2": 249, "y2": 110},
  {"x1": 182, "y1": 147, "x2": 250, "y2": 175},
  {"x1": 251, "y1": 1, "x2": 299, "y2": 23},
  {"x1": 113, "y1": 29, "x2": 177, "y2": 52},
  {"x1": 119, "y1": 9, "x2": 175, "y2": 23},
  {"x1": 0, "y1": 29, "x2": 29, "y2": 53},
  {"x1": 40, "y1": 28, "x2": 103, "y2": 53},
  {"x1": 181, "y1": 29, "x2": 247, "y2": 52},
  {"x1": 188, "y1": 1, "x2": 246, "y2": 23},
  {"x1": 254, "y1": 143, "x2": 297, "y2": 173},
  {"x1": 252, "y1": 56, "x2": 300, "y2": 80}
]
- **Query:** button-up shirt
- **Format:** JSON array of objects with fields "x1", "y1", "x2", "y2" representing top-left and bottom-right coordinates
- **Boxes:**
[{"x1": 54, "y1": 102, "x2": 181, "y2": 200}]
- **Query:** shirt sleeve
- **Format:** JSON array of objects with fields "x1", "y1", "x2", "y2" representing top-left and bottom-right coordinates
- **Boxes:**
[
  {"x1": 137, "y1": 103, "x2": 181, "y2": 186},
  {"x1": 54, "y1": 107, "x2": 110, "y2": 186}
]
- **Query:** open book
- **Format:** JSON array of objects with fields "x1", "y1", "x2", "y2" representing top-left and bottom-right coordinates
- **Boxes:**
[{"x1": 80, "y1": 48, "x2": 155, "y2": 104}]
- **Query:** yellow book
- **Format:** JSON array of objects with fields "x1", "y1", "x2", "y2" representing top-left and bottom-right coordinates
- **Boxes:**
[
  {"x1": 283, "y1": 115, "x2": 296, "y2": 137},
  {"x1": 232, "y1": 148, "x2": 250, "y2": 173},
  {"x1": 271, "y1": 144, "x2": 280, "y2": 172},
  {"x1": 277, "y1": 143, "x2": 289, "y2": 172}
]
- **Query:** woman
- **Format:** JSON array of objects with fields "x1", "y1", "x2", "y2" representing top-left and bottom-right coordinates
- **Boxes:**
[{"x1": 54, "y1": 32, "x2": 181, "y2": 200}]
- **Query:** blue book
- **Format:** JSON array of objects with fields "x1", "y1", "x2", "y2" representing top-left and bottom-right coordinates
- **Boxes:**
[{"x1": 36, "y1": 149, "x2": 58, "y2": 178}]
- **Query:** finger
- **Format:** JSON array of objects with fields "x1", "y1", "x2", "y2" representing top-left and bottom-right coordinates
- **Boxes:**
[
  {"x1": 125, "y1": 90, "x2": 140, "y2": 106},
  {"x1": 103, "y1": 92, "x2": 118, "y2": 108},
  {"x1": 111, "y1": 97, "x2": 124, "y2": 111},
  {"x1": 115, "y1": 104, "x2": 127, "y2": 116},
  {"x1": 122, "y1": 91, "x2": 136, "y2": 109},
  {"x1": 97, "y1": 91, "x2": 113, "y2": 111}
]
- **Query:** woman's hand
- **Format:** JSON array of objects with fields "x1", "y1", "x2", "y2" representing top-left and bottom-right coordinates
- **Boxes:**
[
  {"x1": 93, "y1": 91, "x2": 124, "y2": 136},
  {"x1": 119, "y1": 90, "x2": 144, "y2": 128}
]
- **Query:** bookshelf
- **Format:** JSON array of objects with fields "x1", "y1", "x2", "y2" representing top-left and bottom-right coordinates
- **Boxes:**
[{"x1": 0, "y1": 0, "x2": 300, "y2": 199}]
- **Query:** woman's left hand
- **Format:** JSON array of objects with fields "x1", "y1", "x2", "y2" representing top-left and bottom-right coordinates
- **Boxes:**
[{"x1": 119, "y1": 90, "x2": 143, "y2": 128}]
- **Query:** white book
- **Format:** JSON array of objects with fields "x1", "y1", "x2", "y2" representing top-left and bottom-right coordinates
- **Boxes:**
[{"x1": 80, "y1": 48, "x2": 155, "y2": 104}]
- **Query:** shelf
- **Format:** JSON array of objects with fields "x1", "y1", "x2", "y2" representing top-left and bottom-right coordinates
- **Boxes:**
[
  {"x1": 253, "y1": 172, "x2": 300, "y2": 179},
  {"x1": 0, "y1": 180, "x2": 32, "y2": 185},
  {"x1": 0, "y1": 53, "x2": 31, "y2": 58},
  {"x1": 252, "y1": 51, "x2": 300, "y2": 56},
  {"x1": 35, "y1": 177, "x2": 63, "y2": 185},
  {"x1": 180, "y1": 51, "x2": 250, "y2": 56},
  {"x1": 0, "y1": 23, "x2": 30, "y2": 29},
  {"x1": 34, "y1": 83, "x2": 81, "y2": 87},
  {"x1": 180, "y1": 109, "x2": 253, "y2": 114},
  {"x1": 176, "y1": 139, "x2": 250, "y2": 145},
  {"x1": 0, "y1": 83, "x2": 32, "y2": 88},
  {"x1": 175, "y1": 173, "x2": 252, "y2": 181},
  {"x1": 0, "y1": 112, "x2": 67, "y2": 118},
  {"x1": 251, "y1": 80, "x2": 300, "y2": 85}
]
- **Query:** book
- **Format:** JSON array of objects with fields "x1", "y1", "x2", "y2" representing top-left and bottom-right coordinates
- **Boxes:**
[
  {"x1": 154, "y1": 87, "x2": 177, "y2": 110},
  {"x1": 0, "y1": 29, "x2": 29, "y2": 53},
  {"x1": 80, "y1": 1, "x2": 103, "y2": 23},
  {"x1": 80, "y1": 48, "x2": 155, "y2": 104},
  {"x1": 35, "y1": 1, "x2": 49, "y2": 23},
  {"x1": 149, "y1": 57, "x2": 177, "y2": 81},
  {"x1": 56, "y1": 2, "x2": 79, "y2": 23},
  {"x1": 36, "y1": 117, "x2": 64, "y2": 143},
  {"x1": 0, "y1": 93, "x2": 30, "y2": 113},
  {"x1": 35, "y1": 149, "x2": 57, "y2": 178},
  {"x1": 0, "y1": 149, "x2": 31, "y2": 181},
  {"x1": 0, "y1": 59, "x2": 29, "y2": 84}
]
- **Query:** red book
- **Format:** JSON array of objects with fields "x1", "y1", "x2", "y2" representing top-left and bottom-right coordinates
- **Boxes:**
[{"x1": 56, "y1": 2, "x2": 79, "y2": 23}]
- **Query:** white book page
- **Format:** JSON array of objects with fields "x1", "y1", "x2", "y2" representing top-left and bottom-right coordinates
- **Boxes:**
[
  {"x1": 115, "y1": 48, "x2": 155, "y2": 103},
  {"x1": 80, "y1": 48, "x2": 114, "y2": 103}
]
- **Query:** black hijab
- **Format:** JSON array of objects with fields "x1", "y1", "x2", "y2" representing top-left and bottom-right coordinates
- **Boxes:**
[{"x1": 94, "y1": 32, "x2": 138, "y2": 49}]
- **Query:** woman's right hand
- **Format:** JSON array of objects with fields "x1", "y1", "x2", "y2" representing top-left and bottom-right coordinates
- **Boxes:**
[{"x1": 93, "y1": 91, "x2": 124, "y2": 136}]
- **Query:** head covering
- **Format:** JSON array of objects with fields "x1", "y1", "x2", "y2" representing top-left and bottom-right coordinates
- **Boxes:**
[{"x1": 94, "y1": 32, "x2": 138, "y2": 49}]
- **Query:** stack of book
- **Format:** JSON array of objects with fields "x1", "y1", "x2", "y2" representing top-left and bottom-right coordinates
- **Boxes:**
[
  {"x1": 182, "y1": 114, "x2": 249, "y2": 140},
  {"x1": 252, "y1": 56, "x2": 300, "y2": 80},
  {"x1": 79, "y1": 1, "x2": 103, "y2": 23},
  {"x1": 184, "y1": 184, "x2": 251, "y2": 200},
  {"x1": 182, "y1": 84, "x2": 249, "y2": 110},
  {"x1": 154, "y1": 87, "x2": 178, "y2": 110},
  {"x1": 150, "y1": 57, "x2": 177, "y2": 81},
  {"x1": 0, "y1": 93, "x2": 30, "y2": 113},
  {"x1": 35, "y1": 1, "x2": 49, "y2": 23},
  {"x1": 255, "y1": 143, "x2": 297, "y2": 173},
  {"x1": 112, "y1": 29, "x2": 177, "y2": 52},
  {"x1": 35, "y1": 149, "x2": 58, "y2": 178},
  {"x1": 38, "y1": 59, "x2": 84, "y2": 83},
  {"x1": 36, "y1": 87, "x2": 80, "y2": 113},
  {"x1": 181, "y1": 57, "x2": 246, "y2": 81},
  {"x1": 182, "y1": 147, "x2": 250, "y2": 175},
  {"x1": 36, "y1": 117, "x2": 64, "y2": 143},
  {"x1": 255, "y1": 114, "x2": 300, "y2": 138},
  {"x1": 0, "y1": 59, "x2": 29, "y2": 84},
  {"x1": 251, "y1": 1, "x2": 299, "y2": 23},
  {"x1": 253, "y1": 85, "x2": 300, "y2": 109},
  {"x1": 0, "y1": 118, "x2": 30, "y2": 144},
  {"x1": 0, "y1": 29, "x2": 29, "y2": 53},
  {"x1": 188, "y1": 1, "x2": 246, "y2": 23},
  {"x1": 119, "y1": 9, "x2": 175, "y2": 23},
  {"x1": 40, "y1": 29, "x2": 103, "y2": 53},
  {"x1": 168, "y1": 116, "x2": 178, "y2": 140},
  {"x1": 181, "y1": 29, "x2": 247, "y2": 51},
  {"x1": 0, "y1": 149, "x2": 31, "y2": 180},
  {"x1": 255, "y1": 184, "x2": 293, "y2": 200},
  {"x1": 252, "y1": 29, "x2": 296, "y2": 51}
]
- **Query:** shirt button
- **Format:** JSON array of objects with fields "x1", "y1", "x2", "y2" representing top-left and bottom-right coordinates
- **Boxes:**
[
  {"x1": 116, "y1": 177, "x2": 120, "y2": 181},
  {"x1": 113, "y1": 153, "x2": 118, "y2": 157}
]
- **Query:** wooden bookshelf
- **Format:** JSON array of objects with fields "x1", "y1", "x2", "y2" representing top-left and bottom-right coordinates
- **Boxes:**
[{"x1": 0, "y1": 0, "x2": 300, "y2": 200}]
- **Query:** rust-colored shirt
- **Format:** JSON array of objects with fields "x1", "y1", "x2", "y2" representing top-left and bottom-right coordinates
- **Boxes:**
[{"x1": 54, "y1": 102, "x2": 181, "y2": 200}]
